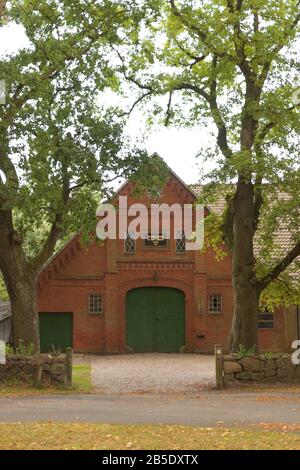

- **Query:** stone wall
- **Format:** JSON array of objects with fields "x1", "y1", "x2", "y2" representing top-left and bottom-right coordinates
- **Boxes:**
[
  {"x1": 0, "y1": 351, "x2": 72, "y2": 386},
  {"x1": 223, "y1": 353, "x2": 300, "y2": 386}
]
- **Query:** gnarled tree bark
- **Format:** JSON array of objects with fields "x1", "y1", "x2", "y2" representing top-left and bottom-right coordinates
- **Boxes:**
[{"x1": 0, "y1": 210, "x2": 39, "y2": 349}]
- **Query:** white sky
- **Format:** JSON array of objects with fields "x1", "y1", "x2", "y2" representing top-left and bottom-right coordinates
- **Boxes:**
[{"x1": 0, "y1": 22, "x2": 216, "y2": 184}]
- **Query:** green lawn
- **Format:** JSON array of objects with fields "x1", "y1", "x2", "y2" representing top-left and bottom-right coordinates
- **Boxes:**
[
  {"x1": 0, "y1": 364, "x2": 92, "y2": 397},
  {"x1": 0, "y1": 423, "x2": 299, "y2": 450},
  {"x1": 72, "y1": 364, "x2": 92, "y2": 392}
]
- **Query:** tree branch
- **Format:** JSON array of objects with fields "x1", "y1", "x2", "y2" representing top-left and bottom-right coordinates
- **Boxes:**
[
  {"x1": 257, "y1": 103, "x2": 298, "y2": 143},
  {"x1": 165, "y1": 91, "x2": 173, "y2": 126},
  {"x1": 169, "y1": 0, "x2": 233, "y2": 60},
  {"x1": 117, "y1": 91, "x2": 152, "y2": 117},
  {"x1": 173, "y1": 62, "x2": 233, "y2": 159},
  {"x1": 208, "y1": 55, "x2": 233, "y2": 159},
  {"x1": 258, "y1": 240, "x2": 300, "y2": 291},
  {"x1": 174, "y1": 40, "x2": 206, "y2": 69}
]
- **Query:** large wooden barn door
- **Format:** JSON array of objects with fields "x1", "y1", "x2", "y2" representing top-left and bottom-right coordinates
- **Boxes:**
[
  {"x1": 39, "y1": 312, "x2": 73, "y2": 353},
  {"x1": 126, "y1": 287, "x2": 185, "y2": 353}
]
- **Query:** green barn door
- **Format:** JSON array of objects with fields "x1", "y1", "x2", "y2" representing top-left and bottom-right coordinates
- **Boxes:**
[
  {"x1": 126, "y1": 287, "x2": 185, "y2": 353},
  {"x1": 39, "y1": 312, "x2": 73, "y2": 353}
]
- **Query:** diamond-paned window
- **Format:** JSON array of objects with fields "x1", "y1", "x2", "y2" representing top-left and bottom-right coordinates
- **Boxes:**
[
  {"x1": 176, "y1": 232, "x2": 186, "y2": 254},
  {"x1": 124, "y1": 234, "x2": 136, "y2": 254}
]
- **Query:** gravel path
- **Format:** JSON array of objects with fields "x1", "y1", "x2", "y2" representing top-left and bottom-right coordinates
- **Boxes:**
[{"x1": 91, "y1": 353, "x2": 215, "y2": 394}]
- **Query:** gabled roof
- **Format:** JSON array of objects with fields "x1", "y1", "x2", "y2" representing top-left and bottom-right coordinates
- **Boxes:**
[
  {"x1": 117, "y1": 153, "x2": 198, "y2": 201},
  {"x1": 191, "y1": 185, "x2": 226, "y2": 215},
  {"x1": 41, "y1": 233, "x2": 80, "y2": 273},
  {"x1": 191, "y1": 185, "x2": 298, "y2": 256}
]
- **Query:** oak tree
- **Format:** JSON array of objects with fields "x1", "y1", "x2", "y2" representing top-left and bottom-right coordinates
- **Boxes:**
[
  {"x1": 117, "y1": 0, "x2": 300, "y2": 351},
  {"x1": 0, "y1": 0, "x2": 148, "y2": 349}
]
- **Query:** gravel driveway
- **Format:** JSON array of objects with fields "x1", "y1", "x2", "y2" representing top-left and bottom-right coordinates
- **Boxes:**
[{"x1": 91, "y1": 353, "x2": 215, "y2": 395}]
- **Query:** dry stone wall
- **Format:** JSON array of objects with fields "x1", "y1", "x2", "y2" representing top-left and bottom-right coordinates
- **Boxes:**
[
  {"x1": 0, "y1": 352, "x2": 72, "y2": 386},
  {"x1": 223, "y1": 353, "x2": 300, "y2": 386}
]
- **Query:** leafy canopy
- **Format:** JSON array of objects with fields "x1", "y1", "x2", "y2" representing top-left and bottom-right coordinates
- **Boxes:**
[
  {"x1": 113, "y1": 0, "x2": 300, "y2": 307},
  {"x1": 0, "y1": 0, "x2": 152, "y2": 272}
]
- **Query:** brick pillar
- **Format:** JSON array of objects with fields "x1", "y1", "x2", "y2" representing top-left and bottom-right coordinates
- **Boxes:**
[
  {"x1": 104, "y1": 272, "x2": 121, "y2": 353},
  {"x1": 104, "y1": 238, "x2": 121, "y2": 353},
  {"x1": 193, "y1": 242, "x2": 208, "y2": 351}
]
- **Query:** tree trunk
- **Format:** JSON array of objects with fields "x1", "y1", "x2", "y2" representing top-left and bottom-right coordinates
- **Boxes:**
[
  {"x1": 229, "y1": 181, "x2": 259, "y2": 352},
  {"x1": 8, "y1": 269, "x2": 39, "y2": 351},
  {"x1": 0, "y1": 211, "x2": 39, "y2": 351}
]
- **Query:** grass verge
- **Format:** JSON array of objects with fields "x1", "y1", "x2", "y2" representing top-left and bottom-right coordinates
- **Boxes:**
[{"x1": 0, "y1": 423, "x2": 299, "y2": 450}]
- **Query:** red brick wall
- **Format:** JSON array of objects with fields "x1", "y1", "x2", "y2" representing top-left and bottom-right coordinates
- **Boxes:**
[{"x1": 37, "y1": 175, "x2": 290, "y2": 354}]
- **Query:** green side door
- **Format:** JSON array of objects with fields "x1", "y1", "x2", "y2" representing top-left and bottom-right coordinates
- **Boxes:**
[
  {"x1": 126, "y1": 287, "x2": 185, "y2": 353},
  {"x1": 39, "y1": 312, "x2": 73, "y2": 353}
]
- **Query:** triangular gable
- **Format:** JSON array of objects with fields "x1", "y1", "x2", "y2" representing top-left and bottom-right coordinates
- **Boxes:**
[{"x1": 117, "y1": 153, "x2": 198, "y2": 202}]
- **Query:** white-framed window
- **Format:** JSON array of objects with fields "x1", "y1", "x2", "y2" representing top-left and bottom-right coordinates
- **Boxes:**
[
  {"x1": 89, "y1": 294, "x2": 103, "y2": 314},
  {"x1": 176, "y1": 232, "x2": 186, "y2": 254},
  {"x1": 124, "y1": 234, "x2": 136, "y2": 254},
  {"x1": 208, "y1": 294, "x2": 222, "y2": 313}
]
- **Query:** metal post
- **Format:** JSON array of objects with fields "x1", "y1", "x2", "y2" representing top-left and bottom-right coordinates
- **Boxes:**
[{"x1": 215, "y1": 344, "x2": 223, "y2": 389}]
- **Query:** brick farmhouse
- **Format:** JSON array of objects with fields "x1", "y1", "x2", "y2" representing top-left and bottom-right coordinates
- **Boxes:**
[{"x1": 37, "y1": 165, "x2": 299, "y2": 354}]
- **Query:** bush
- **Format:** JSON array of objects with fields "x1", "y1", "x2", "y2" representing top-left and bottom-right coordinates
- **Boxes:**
[{"x1": 6, "y1": 340, "x2": 37, "y2": 357}]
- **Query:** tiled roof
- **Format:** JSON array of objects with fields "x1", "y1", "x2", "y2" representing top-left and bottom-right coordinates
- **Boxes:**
[
  {"x1": 190, "y1": 185, "x2": 298, "y2": 256},
  {"x1": 191, "y1": 185, "x2": 227, "y2": 215}
]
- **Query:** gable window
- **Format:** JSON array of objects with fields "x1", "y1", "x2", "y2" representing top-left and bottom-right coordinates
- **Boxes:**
[
  {"x1": 144, "y1": 233, "x2": 168, "y2": 248},
  {"x1": 89, "y1": 294, "x2": 103, "y2": 314},
  {"x1": 124, "y1": 234, "x2": 136, "y2": 254},
  {"x1": 208, "y1": 294, "x2": 222, "y2": 313},
  {"x1": 176, "y1": 232, "x2": 186, "y2": 254},
  {"x1": 257, "y1": 311, "x2": 274, "y2": 329}
]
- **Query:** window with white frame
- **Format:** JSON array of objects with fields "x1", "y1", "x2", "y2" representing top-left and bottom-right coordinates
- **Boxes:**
[
  {"x1": 208, "y1": 294, "x2": 222, "y2": 313},
  {"x1": 124, "y1": 234, "x2": 136, "y2": 254},
  {"x1": 176, "y1": 232, "x2": 186, "y2": 254},
  {"x1": 89, "y1": 294, "x2": 103, "y2": 314}
]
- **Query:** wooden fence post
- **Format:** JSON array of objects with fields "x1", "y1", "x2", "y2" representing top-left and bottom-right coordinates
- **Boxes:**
[
  {"x1": 65, "y1": 347, "x2": 73, "y2": 386},
  {"x1": 215, "y1": 344, "x2": 223, "y2": 389}
]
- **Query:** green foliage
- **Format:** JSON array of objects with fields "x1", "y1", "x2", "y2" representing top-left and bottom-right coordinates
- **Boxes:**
[
  {"x1": 119, "y1": 0, "x2": 300, "y2": 307},
  {"x1": 0, "y1": 1, "x2": 152, "y2": 275},
  {"x1": 5, "y1": 343, "x2": 14, "y2": 356},
  {"x1": 264, "y1": 352, "x2": 273, "y2": 360},
  {"x1": 0, "y1": 275, "x2": 8, "y2": 300},
  {"x1": 6, "y1": 340, "x2": 36, "y2": 356},
  {"x1": 131, "y1": 153, "x2": 169, "y2": 197},
  {"x1": 236, "y1": 345, "x2": 256, "y2": 359}
]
